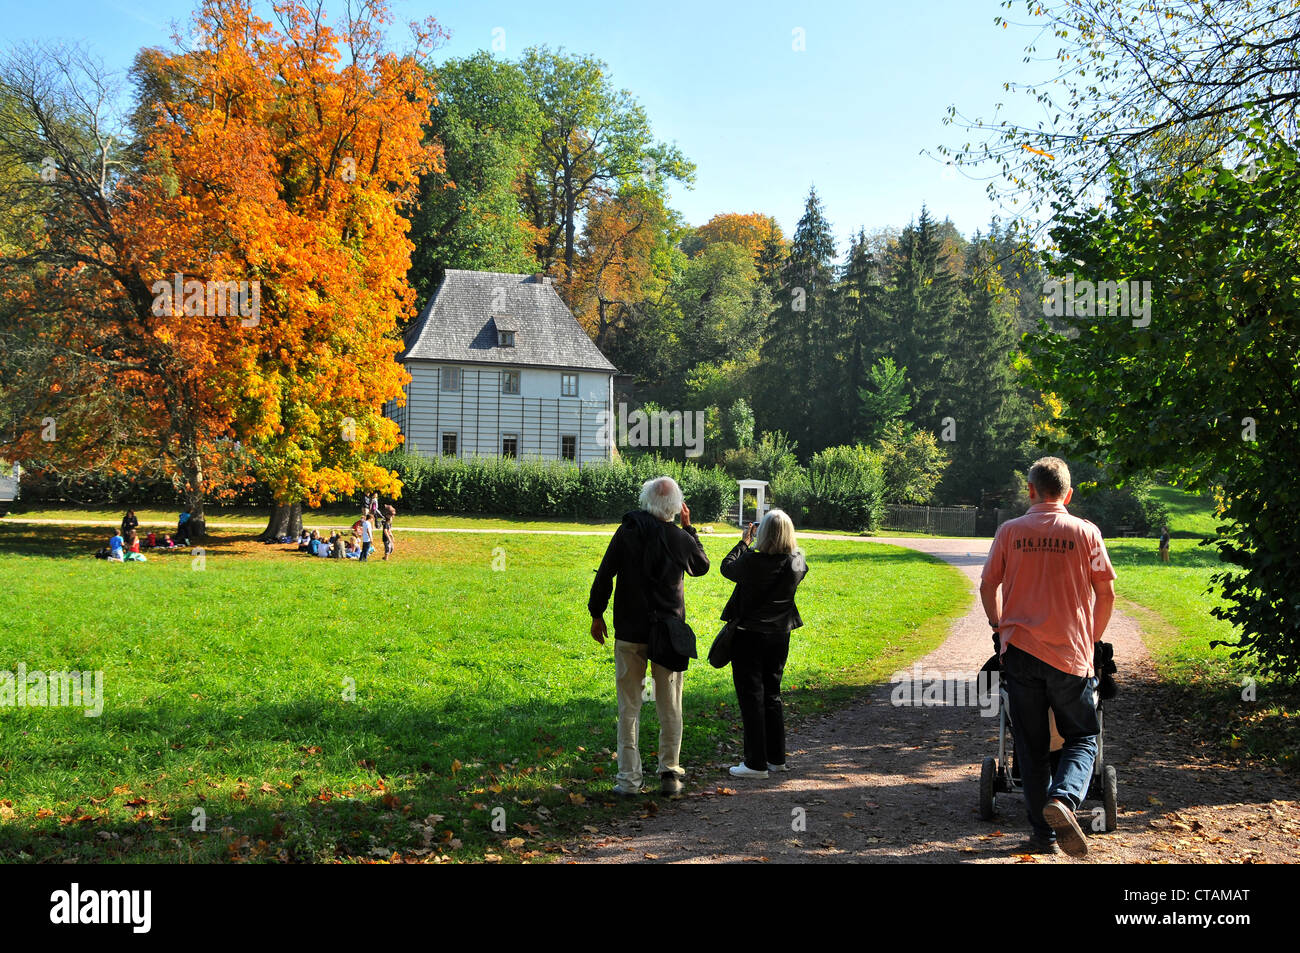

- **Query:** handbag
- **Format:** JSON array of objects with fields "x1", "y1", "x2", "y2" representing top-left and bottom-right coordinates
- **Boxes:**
[
  {"x1": 708, "y1": 619, "x2": 737, "y2": 668},
  {"x1": 649, "y1": 615, "x2": 696, "y2": 672}
]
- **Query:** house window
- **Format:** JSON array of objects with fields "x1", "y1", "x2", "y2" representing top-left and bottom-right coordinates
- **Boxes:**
[
  {"x1": 441, "y1": 367, "x2": 461, "y2": 392},
  {"x1": 561, "y1": 434, "x2": 577, "y2": 461},
  {"x1": 501, "y1": 371, "x2": 520, "y2": 395},
  {"x1": 441, "y1": 432, "x2": 458, "y2": 457},
  {"x1": 498, "y1": 330, "x2": 515, "y2": 347},
  {"x1": 561, "y1": 373, "x2": 578, "y2": 397},
  {"x1": 502, "y1": 434, "x2": 518, "y2": 458}
]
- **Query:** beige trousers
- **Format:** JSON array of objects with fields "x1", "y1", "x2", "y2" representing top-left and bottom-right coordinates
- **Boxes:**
[{"x1": 614, "y1": 638, "x2": 684, "y2": 790}]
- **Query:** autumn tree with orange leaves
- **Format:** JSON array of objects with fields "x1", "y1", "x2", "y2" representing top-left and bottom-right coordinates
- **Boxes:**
[{"x1": 0, "y1": 1, "x2": 440, "y2": 538}]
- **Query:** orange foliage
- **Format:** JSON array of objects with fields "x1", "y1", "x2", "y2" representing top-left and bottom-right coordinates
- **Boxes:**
[
  {"x1": 695, "y1": 212, "x2": 786, "y2": 260},
  {"x1": 121, "y1": 0, "x2": 442, "y2": 507}
]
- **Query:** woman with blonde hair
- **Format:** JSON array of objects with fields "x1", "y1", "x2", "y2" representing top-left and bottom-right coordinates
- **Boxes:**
[{"x1": 719, "y1": 508, "x2": 808, "y2": 779}]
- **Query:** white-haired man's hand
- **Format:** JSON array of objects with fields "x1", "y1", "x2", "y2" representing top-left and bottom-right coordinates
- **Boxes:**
[{"x1": 680, "y1": 501, "x2": 691, "y2": 528}]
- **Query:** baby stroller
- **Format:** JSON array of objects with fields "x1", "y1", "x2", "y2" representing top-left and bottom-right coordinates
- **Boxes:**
[{"x1": 978, "y1": 641, "x2": 1118, "y2": 834}]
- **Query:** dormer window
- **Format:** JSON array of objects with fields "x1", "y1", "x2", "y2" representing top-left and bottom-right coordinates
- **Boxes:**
[{"x1": 492, "y1": 314, "x2": 520, "y2": 347}]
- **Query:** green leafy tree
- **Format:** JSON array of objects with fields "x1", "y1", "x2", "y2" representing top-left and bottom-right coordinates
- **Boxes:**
[
  {"x1": 1028, "y1": 127, "x2": 1300, "y2": 678},
  {"x1": 876, "y1": 420, "x2": 950, "y2": 505},
  {"x1": 408, "y1": 53, "x2": 542, "y2": 300},
  {"x1": 518, "y1": 46, "x2": 693, "y2": 280},
  {"x1": 858, "y1": 357, "x2": 911, "y2": 444}
]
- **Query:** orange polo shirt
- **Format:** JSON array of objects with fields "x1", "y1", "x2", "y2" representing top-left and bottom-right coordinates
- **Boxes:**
[{"x1": 981, "y1": 501, "x2": 1116, "y2": 677}]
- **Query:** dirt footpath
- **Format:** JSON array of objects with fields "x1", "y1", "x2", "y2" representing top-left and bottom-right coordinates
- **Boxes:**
[{"x1": 576, "y1": 537, "x2": 1300, "y2": 864}]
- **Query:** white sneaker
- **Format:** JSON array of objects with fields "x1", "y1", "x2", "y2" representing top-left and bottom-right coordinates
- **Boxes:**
[
  {"x1": 729, "y1": 763, "x2": 769, "y2": 779},
  {"x1": 767, "y1": 762, "x2": 790, "y2": 772}
]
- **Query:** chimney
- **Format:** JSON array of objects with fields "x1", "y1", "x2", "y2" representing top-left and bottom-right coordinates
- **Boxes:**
[{"x1": 532, "y1": 273, "x2": 544, "y2": 283}]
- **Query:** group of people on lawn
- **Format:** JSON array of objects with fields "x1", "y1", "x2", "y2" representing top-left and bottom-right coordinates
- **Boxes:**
[
  {"x1": 103, "y1": 495, "x2": 395, "y2": 562},
  {"x1": 100, "y1": 508, "x2": 193, "y2": 561},
  {"x1": 590, "y1": 457, "x2": 1115, "y2": 858},
  {"x1": 291, "y1": 494, "x2": 394, "y2": 561}
]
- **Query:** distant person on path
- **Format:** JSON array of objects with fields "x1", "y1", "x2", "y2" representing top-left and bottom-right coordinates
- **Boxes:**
[
  {"x1": 120, "y1": 509, "x2": 138, "y2": 537},
  {"x1": 588, "y1": 476, "x2": 710, "y2": 797},
  {"x1": 1159, "y1": 525, "x2": 1170, "y2": 563},
  {"x1": 980, "y1": 456, "x2": 1116, "y2": 858},
  {"x1": 720, "y1": 509, "x2": 808, "y2": 780}
]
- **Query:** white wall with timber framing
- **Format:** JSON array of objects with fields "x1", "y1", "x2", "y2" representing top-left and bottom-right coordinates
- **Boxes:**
[{"x1": 389, "y1": 360, "x2": 613, "y2": 464}]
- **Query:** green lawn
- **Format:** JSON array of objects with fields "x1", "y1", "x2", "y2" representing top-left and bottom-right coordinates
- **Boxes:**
[{"x1": 0, "y1": 524, "x2": 969, "y2": 863}]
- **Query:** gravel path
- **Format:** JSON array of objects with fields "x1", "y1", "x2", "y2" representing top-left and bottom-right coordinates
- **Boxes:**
[{"x1": 575, "y1": 537, "x2": 1300, "y2": 864}]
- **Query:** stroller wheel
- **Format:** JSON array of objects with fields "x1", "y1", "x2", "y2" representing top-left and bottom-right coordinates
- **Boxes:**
[
  {"x1": 1102, "y1": 764, "x2": 1118, "y2": 832},
  {"x1": 979, "y1": 756, "x2": 996, "y2": 821}
]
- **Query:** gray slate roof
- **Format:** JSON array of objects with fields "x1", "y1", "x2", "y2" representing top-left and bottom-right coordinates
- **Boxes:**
[{"x1": 401, "y1": 270, "x2": 616, "y2": 373}]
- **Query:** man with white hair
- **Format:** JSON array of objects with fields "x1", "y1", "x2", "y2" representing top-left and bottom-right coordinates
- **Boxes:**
[{"x1": 589, "y1": 476, "x2": 710, "y2": 796}]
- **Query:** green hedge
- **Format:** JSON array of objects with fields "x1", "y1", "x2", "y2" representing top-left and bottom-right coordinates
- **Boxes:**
[
  {"x1": 377, "y1": 451, "x2": 733, "y2": 522},
  {"x1": 767, "y1": 444, "x2": 886, "y2": 533}
]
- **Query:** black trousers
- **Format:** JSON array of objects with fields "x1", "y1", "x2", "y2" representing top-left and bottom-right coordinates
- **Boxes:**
[{"x1": 731, "y1": 628, "x2": 790, "y2": 770}]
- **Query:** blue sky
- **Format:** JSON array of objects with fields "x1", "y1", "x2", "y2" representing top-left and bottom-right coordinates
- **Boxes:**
[{"x1": 1, "y1": 0, "x2": 1050, "y2": 255}]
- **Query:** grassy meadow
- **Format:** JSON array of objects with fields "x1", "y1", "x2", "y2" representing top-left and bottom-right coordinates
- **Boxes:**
[{"x1": 0, "y1": 523, "x2": 969, "y2": 862}]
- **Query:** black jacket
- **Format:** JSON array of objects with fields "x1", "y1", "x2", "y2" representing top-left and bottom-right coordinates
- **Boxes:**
[
  {"x1": 588, "y1": 510, "x2": 710, "y2": 643},
  {"x1": 720, "y1": 541, "x2": 807, "y2": 634}
]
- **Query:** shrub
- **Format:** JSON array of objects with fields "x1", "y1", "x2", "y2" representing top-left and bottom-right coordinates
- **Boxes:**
[{"x1": 805, "y1": 444, "x2": 886, "y2": 532}]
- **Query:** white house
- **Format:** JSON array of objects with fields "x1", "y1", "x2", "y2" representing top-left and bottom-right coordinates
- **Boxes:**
[{"x1": 388, "y1": 270, "x2": 617, "y2": 463}]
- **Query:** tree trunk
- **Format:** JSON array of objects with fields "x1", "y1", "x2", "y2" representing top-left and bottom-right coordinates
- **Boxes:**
[
  {"x1": 178, "y1": 448, "x2": 207, "y2": 541},
  {"x1": 261, "y1": 502, "x2": 302, "y2": 541},
  {"x1": 186, "y1": 494, "x2": 208, "y2": 541}
]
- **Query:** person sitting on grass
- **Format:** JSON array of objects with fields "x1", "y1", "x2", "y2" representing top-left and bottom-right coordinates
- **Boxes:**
[
  {"x1": 126, "y1": 530, "x2": 140, "y2": 554},
  {"x1": 108, "y1": 531, "x2": 125, "y2": 562},
  {"x1": 979, "y1": 456, "x2": 1116, "y2": 858},
  {"x1": 146, "y1": 530, "x2": 157, "y2": 549}
]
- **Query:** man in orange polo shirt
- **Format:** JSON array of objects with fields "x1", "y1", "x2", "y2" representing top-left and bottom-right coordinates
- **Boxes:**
[{"x1": 980, "y1": 456, "x2": 1116, "y2": 857}]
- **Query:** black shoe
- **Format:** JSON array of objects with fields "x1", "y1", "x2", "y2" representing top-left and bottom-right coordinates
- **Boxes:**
[
  {"x1": 1042, "y1": 799, "x2": 1088, "y2": 857},
  {"x1": 1019, "y1": 834, "x2": 1060, "y2": 855},
  {"x1": 659, "y1": 773, "x2": 683, "y2": 797}
]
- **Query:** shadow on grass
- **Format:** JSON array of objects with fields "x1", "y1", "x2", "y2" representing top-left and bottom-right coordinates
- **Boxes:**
[
  {"x1": 2, "y1": 660, "x2": 1295, "y2": 863},
  {"x1": 0, "y1": 524, "x2": 275, "y2": 559}
]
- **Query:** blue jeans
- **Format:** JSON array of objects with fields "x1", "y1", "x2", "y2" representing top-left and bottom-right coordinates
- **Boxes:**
[{"x1": 1002, "y1": 645, "x2": 1099, "y2": 840}]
